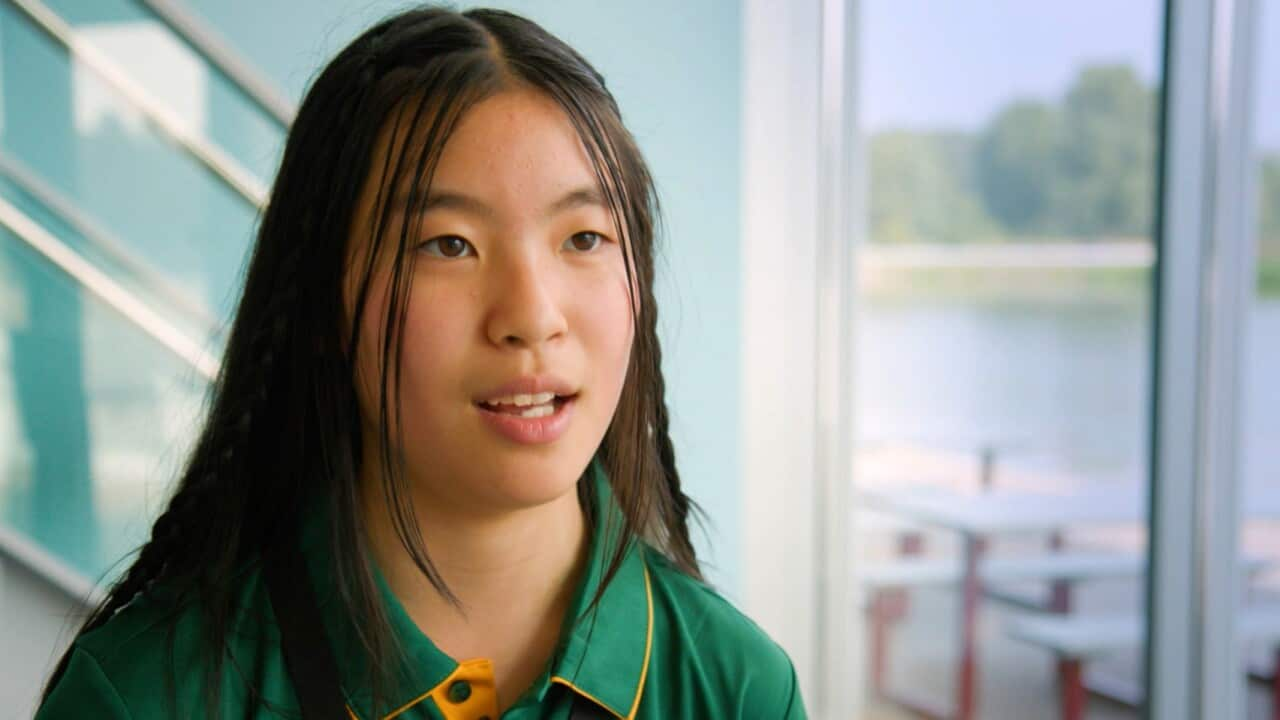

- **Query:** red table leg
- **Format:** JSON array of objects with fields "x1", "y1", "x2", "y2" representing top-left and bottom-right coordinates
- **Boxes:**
[
  {"x1": 869, "y1": 591, "x2": 890, "y2": 696},
  {"x1": 1049, "y1": 530, "x2": 1071, "y2": 613},
  {"x1": 871, "y1": 533, "x2": 926, "y2": 697},
  {"x1": 957, "y1": 535, "x2": 986, "y2": 720},
  {"x1": 1058, "y1": 658, "x2": 1085, "y2": 720},
  {"x1": 901, "y1": 531, "x2": 925, "y2": 556}
]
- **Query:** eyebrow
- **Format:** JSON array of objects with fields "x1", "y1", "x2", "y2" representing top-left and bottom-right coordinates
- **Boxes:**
[{"x1": 395, "y1": 185, "x2": 609, "y2": 219}]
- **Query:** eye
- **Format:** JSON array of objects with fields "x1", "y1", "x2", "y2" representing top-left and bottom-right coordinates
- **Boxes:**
[
  {"x1": 419, "y1": 235, "x2": 475, "y2": 258},
  {"x1": 564, "y1": 231, "x2": 605, "y2": 253}
]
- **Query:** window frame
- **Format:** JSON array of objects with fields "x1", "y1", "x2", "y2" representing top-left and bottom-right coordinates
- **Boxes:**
[{"x1": 1146, "y1": 0, "x2": 1261, "y2": 718}]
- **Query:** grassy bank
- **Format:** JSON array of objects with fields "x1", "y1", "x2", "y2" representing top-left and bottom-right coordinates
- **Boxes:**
[
  {"x1": 1261, "y1": 259, "x2": 1280, "y2": 296},
  {"x1": 860, "y1": 260, "x2": 1280, "y2": 303}
]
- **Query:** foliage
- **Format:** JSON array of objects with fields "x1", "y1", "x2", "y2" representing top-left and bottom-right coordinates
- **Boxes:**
[
  {"x1": 871, "y1": 65, "x2": 1158, "y2": 243},
  {"x1": 866, "y1": 65, "x2": 1280, "y2": 295},
  {"x1": 1260, "y1": 155, "x2": 1280, "y2": 262},
  {"x1": 869, "y1": 131, "x2": 1002, "y2": 244}
]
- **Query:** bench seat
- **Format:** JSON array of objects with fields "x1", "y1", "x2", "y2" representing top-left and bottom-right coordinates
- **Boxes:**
[
  {"x1": 858, "y1": 552, "x2": 1270, "y2": 591},
  {"x1": 1007, "y1": 608, "x2": 1280, "y2": 659}
]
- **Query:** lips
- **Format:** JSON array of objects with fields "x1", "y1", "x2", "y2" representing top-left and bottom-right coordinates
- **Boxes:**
[
  {"x1": 471, "y1": 374, "x2": 579, "y2": 444},
  {"x1": 478, "y1": 392, "x2": 572, "y2": 418},
  {"x1": 475, "y1": 393, "x2": 576, "y2": 444},
  {"x1": 474, "y1": 374, "x2": 577, "y2": 405}
]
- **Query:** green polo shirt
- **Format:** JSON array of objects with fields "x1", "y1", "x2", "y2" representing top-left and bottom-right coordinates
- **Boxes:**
[{"x1": 36, "y1": 460, "x2": 806, "y2": 719}]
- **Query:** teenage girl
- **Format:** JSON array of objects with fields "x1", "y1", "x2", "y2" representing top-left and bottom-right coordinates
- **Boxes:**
[{"x1": 35, "y1": 6, "x2": 805, "y2": 719}]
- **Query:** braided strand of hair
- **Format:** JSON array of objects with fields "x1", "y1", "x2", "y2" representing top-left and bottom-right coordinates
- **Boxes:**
[
  {"x1": 38, "y1": 236, "x2": 303, "y2": 715},
  {"x1": 644, "y1": 297, "x2": 705, "y2": 580}
]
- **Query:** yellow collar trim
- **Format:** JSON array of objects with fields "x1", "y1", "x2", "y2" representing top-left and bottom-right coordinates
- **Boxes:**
[
  {"x1": 551, "y1": 562, "x2": 654, "y2": 720},
  {"x1": 347, "y1": 563, "x2": 654, "y2": 720}
]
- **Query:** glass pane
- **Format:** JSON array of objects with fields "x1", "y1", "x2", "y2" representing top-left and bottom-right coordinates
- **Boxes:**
[
  {"x1": 1242, "y1": 2, "x2": 1280, "y2": 717},
  {"x1": 852, "y1": 2, "x2": 1164, "y2": 717},
  {"x1": 37, "y1": 0, "x2": 285, "y2": 184},
  {"x1": 0, "y1": 1, "x2": 259, "y2": 322},
  {"x1": 0, "y1": 220, "x2": 206, "y2": 580},
  {"x1": 0, "y1": 0, "x2": 227, "y2": 579},
  {"x1": 0, "y1": 165, "x2": 221, "y2": 348}
]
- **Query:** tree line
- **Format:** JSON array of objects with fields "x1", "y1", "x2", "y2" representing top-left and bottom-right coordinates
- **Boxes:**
[{"x1": 870, "y1": 64, "x2": 1280, "y2": 264}]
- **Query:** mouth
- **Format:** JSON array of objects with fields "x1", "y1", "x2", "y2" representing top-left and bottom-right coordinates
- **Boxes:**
[
  {"x1": 474, "y1": 392, "x2": 578, "y2": 445},
  {"x1": 474, "y1": 391, "x2": 577, "y2": 418}
]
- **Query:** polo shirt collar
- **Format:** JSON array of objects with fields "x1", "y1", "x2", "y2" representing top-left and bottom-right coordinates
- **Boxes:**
[
  {"x1": 545, "y1": 462, "x2": 654, "y2": 719},
  {"x1": 297, "y1": 457, "x2": 653, "y2": 720}
]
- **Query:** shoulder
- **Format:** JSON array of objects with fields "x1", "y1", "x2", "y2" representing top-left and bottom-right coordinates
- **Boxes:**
[
  {"x1": 36, "y1": 567, "x2": 279, "y2": 720},
  {"x1": 36, "y1": 646, "x2": 131, "y2": 719},
  {"x1": 639, "y1": 546, "x2": 806, "y2": 719},
  {"x1": 37, "y1": 589, "x2": 197, "y2": 720}
]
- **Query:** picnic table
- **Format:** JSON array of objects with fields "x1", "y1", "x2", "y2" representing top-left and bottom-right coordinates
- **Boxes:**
[{"x1": 856, "y1": 482, "x2": 1280, "y2": 720}]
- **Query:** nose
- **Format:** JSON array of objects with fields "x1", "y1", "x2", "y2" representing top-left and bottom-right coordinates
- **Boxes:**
[{"x1": 484, "y1": 251, "x2": 568, "y2": 350}]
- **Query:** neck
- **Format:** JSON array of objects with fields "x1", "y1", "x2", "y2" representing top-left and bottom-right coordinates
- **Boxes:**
[
  {"x1": 358, "y1": 464, "x2": 590, "y2": 696},
  {"x1": 363, "y1": 486, "x2": 587, "y2": 614}
]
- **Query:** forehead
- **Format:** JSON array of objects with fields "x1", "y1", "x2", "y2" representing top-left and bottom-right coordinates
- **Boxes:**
[{"x1": 375, "y1": 88, "x2": 603, "y2": 213}]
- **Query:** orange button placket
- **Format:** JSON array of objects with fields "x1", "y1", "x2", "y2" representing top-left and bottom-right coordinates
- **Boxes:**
[{"x1": 425, "y1": 658, "x2": 499, "y2": 720}]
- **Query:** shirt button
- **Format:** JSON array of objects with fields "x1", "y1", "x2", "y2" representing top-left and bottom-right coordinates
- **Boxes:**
[{"x1": 447, "y1": 680, "x2": 472, "y2": 703}]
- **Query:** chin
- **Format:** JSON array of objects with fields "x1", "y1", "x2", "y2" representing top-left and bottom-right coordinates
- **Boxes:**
[{"x1": 472, "y1": 456, "x2": 588, "y2": 509}]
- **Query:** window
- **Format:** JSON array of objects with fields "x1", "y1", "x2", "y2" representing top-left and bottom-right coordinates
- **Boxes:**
[{"x1": 851, "y1": 3, "x2": 1164, "y2": 717}]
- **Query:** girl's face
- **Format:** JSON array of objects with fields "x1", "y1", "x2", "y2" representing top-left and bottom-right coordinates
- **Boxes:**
[{"x1": 345, "y1": 89, "x2": 636, "y2": 517}]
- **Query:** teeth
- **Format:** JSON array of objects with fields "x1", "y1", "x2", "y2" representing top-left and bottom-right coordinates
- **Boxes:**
[
  {"x1": 486, "y1": 391, "x2": 556, "y2": 407},
  {"x1": 519, "y1": 404, "x2": 555, "y2": 418}
]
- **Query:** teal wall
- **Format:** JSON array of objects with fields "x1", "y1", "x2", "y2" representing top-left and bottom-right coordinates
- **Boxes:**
[{"x1": 183, "y1": 1, "x2": 745, "y2": 594}]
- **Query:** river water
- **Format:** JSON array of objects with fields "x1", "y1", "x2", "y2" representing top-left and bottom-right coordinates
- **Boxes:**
[{"x1": 854, "y1": 295, "x2": 1279, "y2": 490}]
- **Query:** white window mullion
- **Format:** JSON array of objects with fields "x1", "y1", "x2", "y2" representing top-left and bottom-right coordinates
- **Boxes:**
[
  {"x1": 1147, "y1": 0, "x2": 1259, "y2": 717},
  {"x1": 741, "y1": 0, "x2": 823, "y2": 707},
  {"x1": 813, "y1": 0, "x2": 859, "y2": 717},
  {"x1": 741, "y1": 0, "x2": 860, "y2": 717}
]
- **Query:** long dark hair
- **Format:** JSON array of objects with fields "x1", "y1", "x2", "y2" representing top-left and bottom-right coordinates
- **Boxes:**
[{"x1": 41, "y1": 5, "x2": 704, "y2": 717}]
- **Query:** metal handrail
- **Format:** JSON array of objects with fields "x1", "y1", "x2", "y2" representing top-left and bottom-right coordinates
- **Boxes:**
[
  {"x1": 0, "y1": 523, "x2": 101, "y2": 608},
  {"x1": 135, "y1": 0, "x2": 296, "y2": 127},
  {"x1": 0, "y1": 194, "x2": 220, "y2": 380},
  {"x1": 3, "y1": 0, "x2": 269, "y2": 210},
  {"x1": 0, "y1": 151, "x2": 223, "y2": 341},
  {"x1": 0, "y1": 0, "x2": 271, "y2": 613}
]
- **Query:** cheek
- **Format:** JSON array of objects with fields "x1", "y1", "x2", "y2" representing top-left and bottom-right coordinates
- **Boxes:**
[
  {"x1": 577, "y1": 265, "x2": 636, "y2": 392},
  {"x1": 351, "y1": 274, "x2": 471, "y2": 434},
  {"x1": 397, "y1": 293, "x2": 469, "y2": 410}
]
